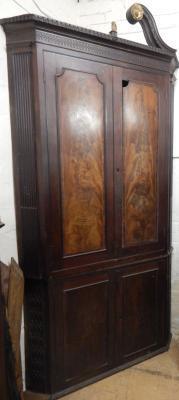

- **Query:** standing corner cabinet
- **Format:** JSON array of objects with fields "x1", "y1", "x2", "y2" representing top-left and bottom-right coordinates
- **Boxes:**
[{"x1": 1, "y1": 4, "x2": 178, "y2": 398}]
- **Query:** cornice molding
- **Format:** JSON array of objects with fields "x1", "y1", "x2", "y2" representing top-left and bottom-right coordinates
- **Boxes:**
[
  {"x1": 0, "y1": 13, "x2": 176, "y2": 57},
  {"x1": 0, "y1": 8, "x2": 178, "y2": 73}
]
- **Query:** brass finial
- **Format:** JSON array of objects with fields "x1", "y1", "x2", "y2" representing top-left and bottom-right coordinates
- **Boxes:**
[
  {"x1": 110, "y1": 21, "x2": 118, "y2": 37},
  {"x1": 131, "y1": 3, "x2": 144, "y2": 21}
]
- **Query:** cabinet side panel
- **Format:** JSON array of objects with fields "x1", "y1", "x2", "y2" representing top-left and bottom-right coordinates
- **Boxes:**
[
  {"x1": 8, "y1": 51, "x2": 40, "y2": 275},
  {"x1": 123, "y1": 81, "x2": 158, "y2": 246},
  {"x1": 12, "y1": 53, "x2": 37, "y2": 208},
  {"x1": 57, "y1": 70, "x2": 105, "y2": 255}
]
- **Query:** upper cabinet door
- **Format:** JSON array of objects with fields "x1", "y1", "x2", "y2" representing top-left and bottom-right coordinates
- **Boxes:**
[
  {"x1": 113, "y1": 68, "x2": 170, "y2": 256},
  {"x1": 42, "y1": 52, "x2": 114, "y2": 268}
]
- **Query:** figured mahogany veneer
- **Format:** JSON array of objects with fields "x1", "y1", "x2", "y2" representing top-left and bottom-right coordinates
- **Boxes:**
[
  {"x1": 58, "y1": 69, "x2": 105, "y2": 255},
  {"x1": 1, "y1": 3, "x2": 178, "y2": 399},
  {"x1": 123, "y1": 81, "x2": 158, "y2": 246}
]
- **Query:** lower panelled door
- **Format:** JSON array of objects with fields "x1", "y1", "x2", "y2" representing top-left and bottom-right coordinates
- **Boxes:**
[
  {"x1": 115, "y1": 260, "x2": 170, "y2": 364},
  {"x1": 50, "y1": 272, "x2": 114, "y2": 391}
]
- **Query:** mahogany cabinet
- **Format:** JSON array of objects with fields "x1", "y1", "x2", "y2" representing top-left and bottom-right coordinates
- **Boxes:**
[{"x1": 1, "y1": 3, "x2": 178, "y2": 398}]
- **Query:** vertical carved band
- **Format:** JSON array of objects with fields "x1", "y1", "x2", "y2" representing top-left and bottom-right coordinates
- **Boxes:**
[
  {"x1": 12, "y1": 52, "x2": 37, "y2": 208},
  {"x1": 11, "y1": 52, "x2": 40, "y2": 272},
  {"x1": 25, "y1": 280, "x2": 49, "y2": 393}
]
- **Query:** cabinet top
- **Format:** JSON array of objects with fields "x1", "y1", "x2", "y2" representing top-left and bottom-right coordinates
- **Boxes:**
[
  {"x1": 0, "y1": 3, "x2": 178, "y2": 73},
  {"x1": 0, "y1": 12, "x2": 175, "y2": 55}
]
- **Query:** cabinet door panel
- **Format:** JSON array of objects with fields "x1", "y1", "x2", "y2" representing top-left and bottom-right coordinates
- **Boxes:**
[
  {"x1": 123, "y1": 81, "x2": 158, "y2": 246},
  {"x1": 113, "y1": 68, "x2": 169, "y2": 256},
  {"x1": 115, "y1": 261, "x2": 169, "y2": 362},
  {"x1": 43, "y1": 52, "x2": 114, "y2": 269},
  {"x1": 121, "y1": 268, "x2": 158, "y2": 357},
  {"x1": 62, "y1": 274, "x2": 111, "y2": 384},
  {"x1": 57, "y1": 69, "x2": 105, "y2": 255}
]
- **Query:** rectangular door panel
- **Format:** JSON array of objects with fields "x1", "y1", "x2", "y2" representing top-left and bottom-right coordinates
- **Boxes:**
[
  {"x1": 43, "y1": 52, "x2": 114, "y2": 269},
  {"x1": 62, "y1": 273, "x2": 111, "y2": 383},
  {"x1": 121, "y1": 268, "x2": 158, "y2": 357},
  {"x1": 113, "y1": 67, "x2": 169, "y2": 256},
  {"x1": 115, "y1": 260, "x2": 169, "y2": 362},
  {"x1": 57, "y1": 70, "x2": 105, "y2": 255},
  {"x1": 123, "y1": 81, "x2": 158, "y2": 246}
]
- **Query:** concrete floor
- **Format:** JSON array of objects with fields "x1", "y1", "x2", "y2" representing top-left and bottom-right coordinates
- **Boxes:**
[{"x1": 62, "y1": 339, "x2": 179, "y2": 400}]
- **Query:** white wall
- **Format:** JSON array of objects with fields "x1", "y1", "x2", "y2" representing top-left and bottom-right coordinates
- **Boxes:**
[{"x1": 0, "y1": 0, "x2": 179, "y2": 338}]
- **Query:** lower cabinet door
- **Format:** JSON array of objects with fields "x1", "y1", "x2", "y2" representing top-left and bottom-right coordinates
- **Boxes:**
[
  {"x1": 52, "y1": 272, "x2": 113, "y2": 388},
  {"x1": 50, "y1": 260, "x2": 169, "y2": 392},
  {"x1": 115, "y1": 260, "x2": 169, "y2": 363}
]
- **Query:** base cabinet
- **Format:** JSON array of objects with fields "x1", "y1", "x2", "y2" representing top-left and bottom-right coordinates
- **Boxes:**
[{"x1": 24, "y1": 260, "x2": 170, "y2": 393}]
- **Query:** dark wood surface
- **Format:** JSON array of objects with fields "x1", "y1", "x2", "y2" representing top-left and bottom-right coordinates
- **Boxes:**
[
  {"x1": 123, "y1": 81, "x2": 158, "y2": 246},
  {"x1": 115, "y1": 260, "x2": 169, "y2": 362},
  {"x1": 1, "y1": 5, "x2": 177, "y2": 397},
  {"x1": 57, "y1": 69, "x2": 105, "y2": 255},
  {"x1": 0, "y1": 271, "x2": 9, "y2": 400},
  {"x1": 63, "y1": 273, "x2": 110, "y2": 382},
  {"x1": 43, "y1": 53, "x2": 114, "y2": 269}
]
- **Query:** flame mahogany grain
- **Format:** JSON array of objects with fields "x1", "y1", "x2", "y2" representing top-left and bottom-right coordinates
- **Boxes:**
[
  {"x1": 57, "y1": 70, "x2": 105, "y2": 255},
  {"x1": 123, "y1": 81, "x2": 158, "y2": 246}
]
